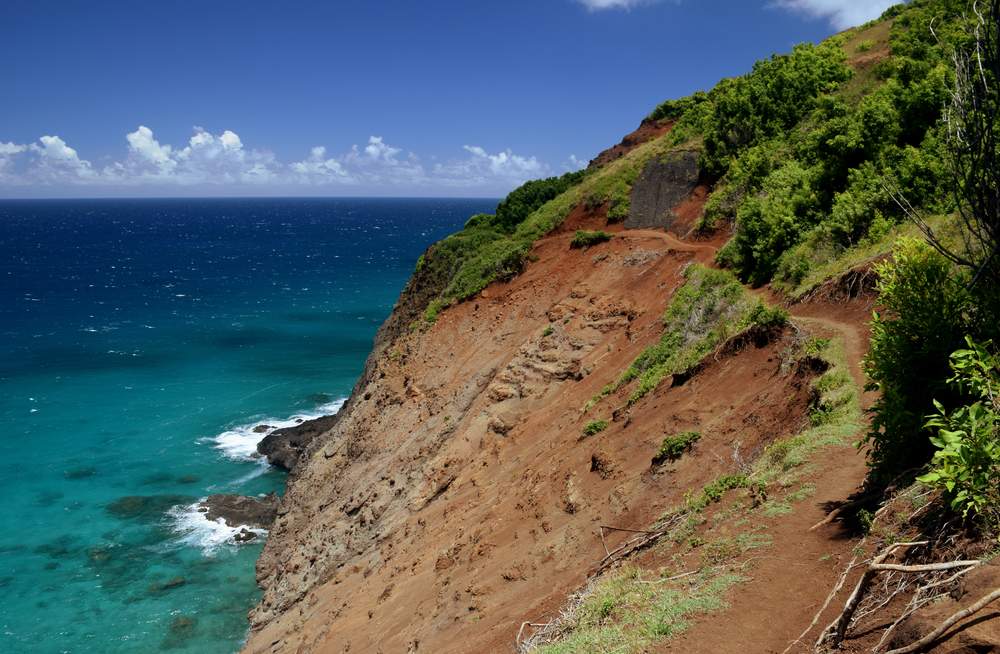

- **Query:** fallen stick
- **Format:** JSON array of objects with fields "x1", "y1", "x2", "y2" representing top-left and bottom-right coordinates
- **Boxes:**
[
  {"x1": 871, "y1": 561, "x2": 980, "y2": 573},
  {"x1": 818, "y1": 541, "x2": 929, "y2": 648},
  {"x1": 883, "y1": 587, "x2": 1000, "y2": 654},
  {"x1": 600, "y1": 525, "x2": 652, "y2": 535}
]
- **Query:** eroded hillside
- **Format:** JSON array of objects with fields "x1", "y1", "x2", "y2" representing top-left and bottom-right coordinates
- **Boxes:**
[{"x1": 244, "y1": 2, "x2": 1000, "y2": 652}]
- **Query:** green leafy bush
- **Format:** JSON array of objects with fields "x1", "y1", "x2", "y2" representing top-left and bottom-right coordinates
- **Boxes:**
[
  {"x1": 864, "y1": 238, "x2": 972, "y2": 478},
  {"x1": 701, "y1": 42, "x2": 852, "y2": 177},
  {"x1": 583, "y1": 420, "x2": 610, "y2": 438},
  {"x1": 918, "y1": 337, "x2": 1000, "y2": 530},
  {"x1": 571, "y1": 230, "x2": 613, "y2": 249},
  {"x1": 653, "y1": 431, "x2": 701, "y2": 465}
]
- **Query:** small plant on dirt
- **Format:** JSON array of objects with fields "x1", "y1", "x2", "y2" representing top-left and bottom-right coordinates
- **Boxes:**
[
  {"x1": 652, "y1": 431, "x2": 701, "y2": 465},
  {"x1": 542, "y1": 325, "x2": 554, "y2": 337},
  {"x1": 803, "y1": 337, "x2": 831, "y2": 357},
  {"x1": 571, "y1": 230, "x2": 613, "y2": 249},
  {"x1": 582, "y1": 419, "x2": 610, "y2": 438},
  {"x1": 855, "y1": 39, "x2": 874, "y2": 53},
  {"x1": 688, "y1": 474, "x2": 751, "y2": 512}
]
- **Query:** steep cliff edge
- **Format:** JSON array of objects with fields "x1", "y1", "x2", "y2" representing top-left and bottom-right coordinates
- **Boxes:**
[
  {"x1": 242, "y1": 183, "x2": 873, "y2": 653},
  {"x1": 244, "y1": 4, "x2": 1000, "y2": 651}
]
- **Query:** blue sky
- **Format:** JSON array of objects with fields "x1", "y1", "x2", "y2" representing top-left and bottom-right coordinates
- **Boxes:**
[{"x1": 0, "y1": 0, "x2": 898, "y2": 198}]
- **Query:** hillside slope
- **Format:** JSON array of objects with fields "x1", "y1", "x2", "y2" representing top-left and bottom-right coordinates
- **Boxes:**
[{"x1": 245, "y1": 2, "x2": 1000, "y2": 652}]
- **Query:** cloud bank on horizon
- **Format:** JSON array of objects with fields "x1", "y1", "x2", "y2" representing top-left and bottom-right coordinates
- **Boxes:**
[
  {"x1": 0, "y1": 127, "x2": 571, "y2": 196},
  {"x1": 580, "y1": 0, "x2": 898, "y2": 29}
]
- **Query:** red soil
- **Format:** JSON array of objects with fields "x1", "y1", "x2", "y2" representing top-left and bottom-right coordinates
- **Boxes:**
[{"x1": 245, "y1": 181, "x2": 990, "y2": 654}]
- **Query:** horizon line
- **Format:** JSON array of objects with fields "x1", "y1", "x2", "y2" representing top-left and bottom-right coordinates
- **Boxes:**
[{"x1": 0, "y1": 194, "x2": 504, "y2": 202}]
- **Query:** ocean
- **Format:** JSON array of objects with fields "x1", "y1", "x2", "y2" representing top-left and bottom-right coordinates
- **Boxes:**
[{"x1": 0, "y1": 197, "x2": 494, "y2": 653}]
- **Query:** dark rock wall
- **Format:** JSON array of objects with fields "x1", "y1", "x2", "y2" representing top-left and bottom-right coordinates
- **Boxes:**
[{"x1": 625, "y1": 150, "x2": 700, "y2": 230}]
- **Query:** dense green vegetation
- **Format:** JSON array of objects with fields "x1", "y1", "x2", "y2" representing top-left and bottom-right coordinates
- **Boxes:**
[
  {"x1": 642, "y1": 0, "x2": 1000, "y2": 535},
  {"x1": 647, "y1": 1, "x2": 967, "y2": 288},
  {"x1": 918, "y1": 338, "x2": 1000, "y2": 529}
]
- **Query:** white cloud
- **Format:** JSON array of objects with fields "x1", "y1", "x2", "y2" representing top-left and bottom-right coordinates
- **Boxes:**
[
  {"x1": 576, "y1": 0, "x2": 652, "y2": 10},
  {"x1": 566, "y1": 154, "x2": 587, "y2": 171},
  {"x1": 27, "y1": 135, "x2": 98, "y2": 183},
  {"x1": 290, "y1": 146, "x2": 355, "y2": 184},
  {"x1": 0, "y1": 142, "x2": 28, "y2": 179},
  {"x1": 462, "y1": 145, "x2": 545, "y2": 178},
  {"x1": 126, "y1": 125, "x2": 176, "y2": 176},
  {"x1": 0, "y1": 127, "x2": 551, "y2": 194},
  {"x1": 769, "y1": 0, "x2": 899, "y2": 29}
]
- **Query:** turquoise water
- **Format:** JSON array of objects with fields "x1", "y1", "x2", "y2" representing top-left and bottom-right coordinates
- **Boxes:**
[{"x1": 0, "y1": 197, "x2": 493, "y2": 653}]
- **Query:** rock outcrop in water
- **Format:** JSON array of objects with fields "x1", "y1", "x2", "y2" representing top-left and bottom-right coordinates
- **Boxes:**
[
  {"x1": 256, "y1": 415, "x2": 339, "y2": 473},
  {"x1": 200, "y1": 493, "x2": 279, "y2": 530}
]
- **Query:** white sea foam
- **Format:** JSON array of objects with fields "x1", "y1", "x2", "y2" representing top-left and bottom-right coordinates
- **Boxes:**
[
  {"x1": 166, "y1": 501, "x2": 268, "y2": 556},
  {"x1": 206, "y1": 397, "x2": 346, "y2": 463}
]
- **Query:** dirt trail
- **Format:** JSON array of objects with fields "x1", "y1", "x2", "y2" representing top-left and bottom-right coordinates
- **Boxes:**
[{"x1": 633, "y1": 227, "x2": 876, "y2": 654}]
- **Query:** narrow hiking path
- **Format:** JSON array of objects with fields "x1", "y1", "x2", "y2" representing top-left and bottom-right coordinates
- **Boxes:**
[{"x1": 613, "y1": 226, "x2": 875, "y2": 654}]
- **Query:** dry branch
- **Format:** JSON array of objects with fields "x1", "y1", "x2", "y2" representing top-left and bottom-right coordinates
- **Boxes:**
[{"x1": 817, "y1": 542, "x2": 929, "y2": 649}]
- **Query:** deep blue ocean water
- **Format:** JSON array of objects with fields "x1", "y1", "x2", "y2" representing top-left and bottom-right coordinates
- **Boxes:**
[{"x1": 0, "y1": 197, "x2": 494, "y2": 653}]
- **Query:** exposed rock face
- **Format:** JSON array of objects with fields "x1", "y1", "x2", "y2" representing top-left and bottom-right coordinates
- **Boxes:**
[
  {"x1": 200, "y1": 493, "x2": 279, "y2": 529},
  {"x1": 625, "y1": 149, "x2": 700, "y2": 230},
  {"x1": 257, "y1": 415, "x2": 339, "y2": 472}
]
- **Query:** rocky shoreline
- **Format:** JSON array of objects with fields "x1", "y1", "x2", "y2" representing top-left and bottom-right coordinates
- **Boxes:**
[{"x1": 196, "y1": 412, "x2": 339, "y2": 545}]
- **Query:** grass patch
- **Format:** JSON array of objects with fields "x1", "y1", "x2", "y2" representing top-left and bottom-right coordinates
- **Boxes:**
[
  {"x1": 571, "y1": 230, "x2": 613, "y2": 249},
  {"x1": 534, "y1": 568, "x2": 742, "y2": 654}
]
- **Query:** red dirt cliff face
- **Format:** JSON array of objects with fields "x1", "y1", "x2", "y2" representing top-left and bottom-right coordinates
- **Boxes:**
[{"x1": 242, "y1": 204, "x2": 848, "y2": 653}]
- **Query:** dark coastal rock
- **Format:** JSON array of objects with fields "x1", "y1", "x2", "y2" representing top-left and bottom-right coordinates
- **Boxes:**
[
  {"x1": 199, "y1": 493, "x2": 279, "y2": 529},
  {"x1": 257, "y1": 414, "x2": 338, "y2": 472},
  {"x1": 625, "y1": 150, "x2": 700, "y2": 230}
]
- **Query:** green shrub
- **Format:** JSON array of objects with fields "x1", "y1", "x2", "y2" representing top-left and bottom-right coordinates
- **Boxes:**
[
  {"x1": 918, "y1": 338, "x2": 1000, "y2": 531},
  {"x1": 653, "y1": 431, "x2": 701, "y2": 465},
  {"x1": 701, "y1": 42, "x2": 852, "y2": 177},
  {"x1": 864, "y1": 238, "x2": 972, "y2": 479},
  {"x1": 583, "y1": 420, "x2": 610, "y2": 438},
  {"x1": 571, "y1": 230, "x2": 613, "y2": 249}
]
